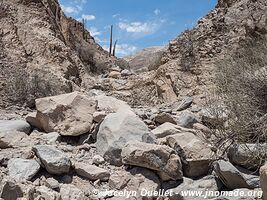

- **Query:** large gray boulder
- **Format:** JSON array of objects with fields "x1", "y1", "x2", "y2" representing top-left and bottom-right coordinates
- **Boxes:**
[
  {"x1": 8, "y1": 158, "x2": 40, "y2": 181},
  {"x1": 35, "y1": 92, "x2": 96, "y2": 136},
  {"x1": 0, "y1": 131, "x2": 28, "y2": 148},
  {"x1": 178, "y1": 111, "x2": 199, "y2": 128},
  {"x1": 214, "y1": 160, "x2": 260, "y2": 190},
  {"x1": 165, "y1": 132, "x2": 214, "y2": 178},
  {"x1": 121, "y1": 141, "x2": 183, "y2": 181},
  {"x1": 228, "y1": 143, "x2": 266, "y2": 170},
  {"x1": 0, "y1": 120, "x2": 31, "y2": 134},
  {"x1": 32, "y1": 145, "x2": 71, "y2": 175},
  {"x1": 96, "y1": 111, "x2": 156, "y2": 166}
]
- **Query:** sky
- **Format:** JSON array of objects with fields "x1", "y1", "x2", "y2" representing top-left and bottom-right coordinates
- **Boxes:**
[{"x1": 59, "y1": 0, "x2": 217, "y2": 57}]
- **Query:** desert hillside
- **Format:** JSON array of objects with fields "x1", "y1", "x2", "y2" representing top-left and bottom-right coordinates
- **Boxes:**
[{"x1": 0, "y1": 0, "x2": 267, "y2": 199}]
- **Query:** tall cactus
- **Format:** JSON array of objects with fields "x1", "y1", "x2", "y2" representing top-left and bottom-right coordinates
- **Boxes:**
[
  {"x1": 112, "y1": 40, "x2": 117, "y2": 57},
  {"x1": 82, "y1": 18, "x2": 86, "y2": 40},
  {"x1": 109, "y1": 25, "x2": 113, "y2": 57}
]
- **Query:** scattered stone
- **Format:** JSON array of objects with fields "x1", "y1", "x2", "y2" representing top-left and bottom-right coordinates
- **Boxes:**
[
  {"x1": 166, "y1": 175, "x2": 220, "y2": 200},
  {"x1": 75, "y1": 162, "x2": 110, "y2": 181},
  {"x1": 93, "y1": 111, "x2": 106, "y2": 123},
  {"x1": 193, "y1": 123, "x2": 212, "y2": 136},
  {"x1": 109, "y1": 167, "x2": 160, "y2": 199},
  {"x1": 35, "y1": 92, "x2": 96, "y2": 136},
  {"x1": 174, "y1": 97, "x2": 193, "y2": 111},
  {"x1": 178, "y1": 111, "x2": 199, "y2": 128},
  {"x1": 165, "y1": 132, "x2": 214, "y2": 177},
  {"x1": 45, "y1": 177, "x2": 59, "y2": 189},
  {"x1": 42, "y1": 132, "x2": 61, "y2": 144},
  {"x1": 0, "y1": 180, "x2": 23, "y2": 200},
  {"x1": 0, "y1": 131, "x2": 28, "y2": 148},
  {"x1": 0, "y1": 120, "x2": 31, "y2": 134},
  {"x1": 109, "y1": 71, "x2": 121, "y2": 79},
  {"x1": 151, "y1": 122, "x2": 195, "y2": 138},
  {"x1": 153, "y1": 112, "x2": 177, "y2": 125},
  {"x1": 60, "y1": 184, "x2": 85, "y2": 200},
  {"x1": 92, "y1": 155, "x2": 105, "y2": 165},
  {"x1": 32, "y1": 186, "x2": 61, "y2": 200},
  {"x1": 121, "y1": 141, "x2": 183, "y2": 181},
  {"x1": 96, "y1": 111, "x2": 156, "y2": 166},
  {"x1": 214, "y1": 160, "x2": 260, "y2": 190},
  {"x1": 200, "y1": 108, "x2": 226, "y2": 129},
  {"x1": 8, "y1": 158, "x2": 40, "y2": 181},
  {"x1": 228, "y1": 143, "x2": 266, "y2": 170},
  {"x1": 121, "y1": 69, "x2": 132, "y2": 76},
  {"x1": 32, "y1": 145, "x2": 71, "y2": 175}
]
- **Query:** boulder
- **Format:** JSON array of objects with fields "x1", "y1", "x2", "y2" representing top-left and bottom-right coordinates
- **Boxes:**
[
  {"x1": 0, "y1": 131, "x2": 28, "y2": 148},
  {"x1": 166, "y1": 175, "x2": 220, "y2": 200},
  {"x1": 151, "y1": 122, "x2": 195, "y2": 138},
  {"x1": 0, "y1": 120, "x2": 31, "y2": 134},
  {"x1": 153, "y1": 112, "x2": 177, "y2": 125},
  {"x1": 214, "y1": 160, "x2": 260, "y2": 190},
  {"x1": 75, "y1": 162, "x2": 110, "y2": 181},
  {"x1": 96, "y1": 111, "x2": 156, "y2": 166},
  {"x1": 93, "y1": 95, "x2": 132, "y2": 113},
  {"x1": 60, "y1": 184, "x2": 85, "y2": 200},
  {"x1": 121, "y1": 141, "x2": 183, "y2": 181},
  {"x1": 165, "y1": 132, "x2": 214, "y2": 177},
  {"x1": 35, "y1": 92, "x2": 96, "y2": 136},
  {"x1": 228, "y1": 143, "x2": 266, "y2": 170},
  {"x1": 32, "y1": 145, "x2": 71, "y2": 175},
  {"x1": 121, "y1": 69, "x2": 132, "y2": 76},
  {"x1": 0, "y1": 180, "x2": 23, "y2": 200},
  {"x1": 109, "y1": 167, "x2": 160, "y2": 200},
  {"x1": 178, "y1": 111, "x2": 199, "y2": 128},
  {"x1": 8, "y1": 158, "x2": 40, "y2": 181}
]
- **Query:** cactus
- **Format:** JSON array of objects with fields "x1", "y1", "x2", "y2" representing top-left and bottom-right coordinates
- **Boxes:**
[
  {"x1": 112, "y1": 40, "x2": 117, "y2": 56},
  {"x1": 109, "y1": 25, "x2": 113, "y2": 57}
]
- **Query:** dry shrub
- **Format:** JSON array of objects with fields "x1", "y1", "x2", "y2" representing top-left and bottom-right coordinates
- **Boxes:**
[
  {"x1": 6, "y1": 68, "x2": 62, "y2": 107},
  {"x1": 213, "y1": 35, "x2": 267, "y2": 149}
]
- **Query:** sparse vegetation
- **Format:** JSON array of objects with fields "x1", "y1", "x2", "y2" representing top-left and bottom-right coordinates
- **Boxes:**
[{"x1": 212, "y1": 36, "x2": 267, "y2": 152}]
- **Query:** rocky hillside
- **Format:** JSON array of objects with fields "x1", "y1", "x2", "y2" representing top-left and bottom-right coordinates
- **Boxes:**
[
  {"x1": 124, "y1": 46, "x2": 167, "y2": 73},
  {"x1": 0, "y1": 0, "x2": 126, "y2": 107}
]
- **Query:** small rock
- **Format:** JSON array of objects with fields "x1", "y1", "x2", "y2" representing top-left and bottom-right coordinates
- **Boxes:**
[
  {"x1": 60, "y1": 184, "x2": 85, "y2": 200},
  {"x1": 108, "y1": 71, "x2": 121, "y2": 79},
  {"x1": 93, "y1": 111, "x2": 106, "y2": 123},
  {"x1": 42, "y1": 132, "x2": 61, "y2": 144},
  {"x1": 178, "y1": 111, "x2": 199, "y2": 128},
  {"x1": 121, "y1": 141, "x2": 183, "y2": 181},
  {"x1": 0, "y1": 180, "x2": 23, "y2": 200},
  {"x1": 0, "y1": 131, "x2": 28, "y2": 148},
  {"x1": 25, "y1": 112, "x2": 43, "y2": 130},
  {"x1": 0, "y1": 120, "x2": 31, "y2": 134},
  {"x1": 153, "y1": 112, "x2": 177, "y2": 125},
  {"x1": 174, "y1": 97, "x2": 193, "y2": 111},
  {"x1": 32, "y1": 145, "x2": 71, "y2": 175},
  {"x1": 45, "y1": 178, "x2": 59, "y2": 189},
  {"x1": 121, "y1": 69, "x2": 132, "y2": 76},
  {"x1": 8, "y1": 158, "x2": 40, "y2": 181},
  {"x1": 75, "y1": 162, "x2": 110, "y2": 181},
  {"x1": 32, "y1": 186, "x2": 60, "y2": 200},
  {"x1": 92, "y1": 155, "x2": 105, "y2": 165}
]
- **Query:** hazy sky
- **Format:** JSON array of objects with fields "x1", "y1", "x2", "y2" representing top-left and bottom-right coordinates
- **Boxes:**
[{"x1": 59, "y1": 0, "x2": 217, "y2": 57}]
